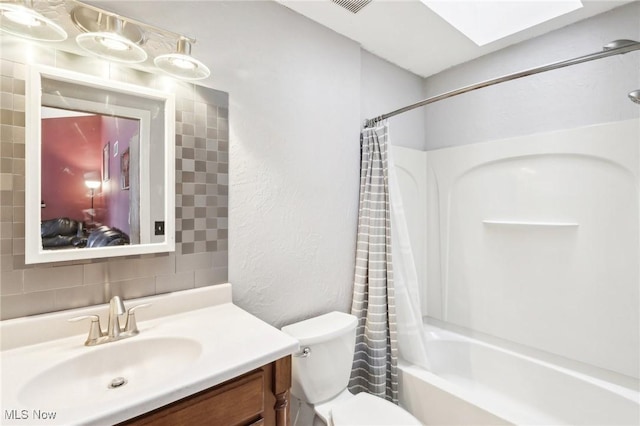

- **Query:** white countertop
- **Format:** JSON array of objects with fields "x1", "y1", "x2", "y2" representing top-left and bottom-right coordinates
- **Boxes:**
[{"x1": 0, "y1": 284, "x2": 299, "y2": 425}]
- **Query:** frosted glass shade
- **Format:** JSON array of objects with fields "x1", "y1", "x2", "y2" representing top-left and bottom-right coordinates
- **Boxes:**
[
  {"x1": 0, "y1": 3, "x2": 67, "y2": 42},
  {"x1": 154, "y1": 53, "x2": 210, "y2": 80},
  {"x1": 76, "y1": 32, "x2": 147, "y2": 63}
]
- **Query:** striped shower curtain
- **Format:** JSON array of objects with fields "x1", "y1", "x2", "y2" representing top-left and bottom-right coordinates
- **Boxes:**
[{"x1": 349, "y1": 121, "x2": 398, "y2": 404}]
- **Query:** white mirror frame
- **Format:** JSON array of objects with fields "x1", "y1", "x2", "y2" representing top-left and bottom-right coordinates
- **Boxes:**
[{"x1": 25, "y1": 65, "x2": 175, "y2": 264}]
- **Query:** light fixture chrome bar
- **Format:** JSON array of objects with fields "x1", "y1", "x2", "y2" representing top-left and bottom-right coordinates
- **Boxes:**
[
  {"x1": 71, "y1": 1, "x2": 197, "y2": 45},
  {"x1": 364, "y1": 39, "x2": 640, "y2": 127},
  {"x1": 176, "y1": 37, "x2": 191, "y2": 55}
]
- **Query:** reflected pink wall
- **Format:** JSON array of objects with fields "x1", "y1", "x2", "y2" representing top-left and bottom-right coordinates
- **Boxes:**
[
  {"x1": 41, "y1": 115, "x2": 138, "y2": 240},
  {"x1": 101, "y1": 116, "x2": 138, "y2": 236},
  {"x1": 41, "y1": 115, "x2": 102, "y2": 222}
]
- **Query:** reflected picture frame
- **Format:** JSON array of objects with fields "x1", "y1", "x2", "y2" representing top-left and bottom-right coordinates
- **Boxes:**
[
  {"x1": 121, "y1": 148, "x2": 130, "y2": 190},
  {"x1": 103, "y1": 142, "x2": 110, "y2": 181}
]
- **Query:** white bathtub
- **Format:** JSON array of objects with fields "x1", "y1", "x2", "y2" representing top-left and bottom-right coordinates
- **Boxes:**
[{"x1": 398, "y1": 325, "x2": 640, "y2": 425}]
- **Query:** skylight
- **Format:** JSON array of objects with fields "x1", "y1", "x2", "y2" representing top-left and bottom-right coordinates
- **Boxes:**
[{"x1": 420, "y1": 0, "x2": 584, "y2": 46}]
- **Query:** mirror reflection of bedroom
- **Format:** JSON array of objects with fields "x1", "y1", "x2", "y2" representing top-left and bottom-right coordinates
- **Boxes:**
[{"x1": 40, "y1": 107, "x2": 140, "y2": 250}]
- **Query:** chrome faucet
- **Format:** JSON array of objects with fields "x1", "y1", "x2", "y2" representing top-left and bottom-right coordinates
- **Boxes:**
[
  {"x1": 69, "y1": 296, "x2": 150, "y2": 346},
  {"x1": 108, "y1": 295, "x2": 126, "y2": 339}
]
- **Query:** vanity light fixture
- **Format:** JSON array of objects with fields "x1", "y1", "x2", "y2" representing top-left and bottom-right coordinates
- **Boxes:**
[
  {"x1": 154, "y1": 38, "x2": 211, "y2": 81},
  {"x1": 74, "y1": 13, "x2": 147, "y2": 63},
  {"x1": 2, "y1": 1, "x2": 211, "y2": 81},
  {"x1": 0, "y1": 2, "x2": 67, "y2": 42}
]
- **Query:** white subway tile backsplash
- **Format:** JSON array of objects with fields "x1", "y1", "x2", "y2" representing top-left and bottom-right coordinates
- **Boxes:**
[
  {"x1": 156, "y1": 271, "x2": 195, "y2": 294},
  {"x1": 54, "y1": 284, "x2": 106, "y2": 311},
  {"x1": 108, "y1": 277, "x2": 156, "y2": 300},
  {"x1": 176, "y1": 252, "x2": 214, "y2": 273},
  {"x1": 0, "y1": 269, "x2": 23, "y2": 295},
  {"x1": 195, "y1": 267, "x2": 227, "y2": 288},
  {"x1": 1, "y1": 290, "x2": 55, "y2": 319},
  {"x1": 24, "y1": 265, "x2": 84, "y2": 292}
]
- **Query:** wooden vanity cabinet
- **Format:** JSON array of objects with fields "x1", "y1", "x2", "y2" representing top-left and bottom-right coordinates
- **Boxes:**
[{"x1": 121, "y1": 356, "x2": 291, "y2": 426}]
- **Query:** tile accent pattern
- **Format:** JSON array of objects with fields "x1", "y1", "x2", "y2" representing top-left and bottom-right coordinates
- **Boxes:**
[{"x1": 0, "y1": 41, "x2": 228, "y2": 320}]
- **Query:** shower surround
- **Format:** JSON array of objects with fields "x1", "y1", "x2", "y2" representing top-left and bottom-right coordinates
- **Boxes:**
[{"x1": 392, "y1": 119, "x2": 639, "y2": 424}]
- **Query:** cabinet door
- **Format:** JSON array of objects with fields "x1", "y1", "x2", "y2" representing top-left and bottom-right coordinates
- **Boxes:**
[
  {"x1": 121, "y1": 356, "x2": 292, "y2": 426},
  {"x1": 126, "y1": 370, "x2": 264, "y2": 426}
]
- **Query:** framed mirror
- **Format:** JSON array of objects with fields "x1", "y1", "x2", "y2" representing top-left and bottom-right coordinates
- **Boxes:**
[{"x1": 25, "y1": 65, "x2": 175, "y2": 264}]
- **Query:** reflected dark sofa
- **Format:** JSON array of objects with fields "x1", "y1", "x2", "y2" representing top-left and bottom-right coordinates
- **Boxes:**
[{"x1": 41, "y1": 218, "x2": 129, "y2": 249}]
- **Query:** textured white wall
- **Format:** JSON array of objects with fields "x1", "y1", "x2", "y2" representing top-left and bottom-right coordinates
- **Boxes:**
[
  {"x1": 360, "y1": 50, "x2": 426, "y2": 150},
  {"x1": 220, "y1": 2, "x2": 361, "y2": 327},
  {"x1": 423, "y1": 2, "x2": 640, "y2": 150},
  {"x1": 92, "y1": 1, "x2": 425, "y2": 327}
]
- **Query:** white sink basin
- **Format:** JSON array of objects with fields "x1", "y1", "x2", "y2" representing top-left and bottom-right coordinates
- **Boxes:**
[
  {"x1": 1, "y1": 284, "x2": 299, "y2": 425},
  {"x1": 17, "y1": 337, "x2": 202, "y2": 407}
]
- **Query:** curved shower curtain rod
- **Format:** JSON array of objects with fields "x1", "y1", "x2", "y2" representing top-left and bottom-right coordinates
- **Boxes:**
[{"x1": 363, "y1": 39, "x2": 640, "y2": 128}]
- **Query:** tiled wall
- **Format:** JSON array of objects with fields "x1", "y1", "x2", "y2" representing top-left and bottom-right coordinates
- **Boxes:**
[{"x1": 0, "y1": 43, "x2": 228, "y2": 320}]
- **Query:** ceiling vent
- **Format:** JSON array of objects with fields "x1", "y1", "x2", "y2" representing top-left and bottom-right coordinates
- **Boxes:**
[{"x1": 330, "y1": 0, "x2": 372, "y2": 14}]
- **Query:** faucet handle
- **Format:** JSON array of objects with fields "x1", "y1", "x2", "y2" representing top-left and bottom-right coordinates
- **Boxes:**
[
  {"x1": 68, "y1": 315, "x2": 103, "y2": 345},
  {"x1": 124, "y1": 303, "x2": 151, "y2": 335}
]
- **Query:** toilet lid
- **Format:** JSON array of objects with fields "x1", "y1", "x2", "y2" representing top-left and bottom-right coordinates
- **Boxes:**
[{"x1": 330, "y1": 393, "x2": 422, "y2": 426}]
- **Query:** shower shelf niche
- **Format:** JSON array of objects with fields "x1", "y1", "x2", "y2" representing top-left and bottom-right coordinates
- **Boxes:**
[{"x1": 482, "y1": 220, "x2": 579, "y2": 227}]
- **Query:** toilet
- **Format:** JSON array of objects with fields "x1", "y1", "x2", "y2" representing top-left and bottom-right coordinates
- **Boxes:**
[{"x1": 282, "y1": 311, "x2": 422, "y2": 426}]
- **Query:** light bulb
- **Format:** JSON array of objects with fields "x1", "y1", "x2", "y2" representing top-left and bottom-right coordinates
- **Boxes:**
[
  {"x1": 76, "y1": 32, "x2": 147, "y2": 63},
  {"x1": 169, "y1": 56, "x2": 196, "y2": 70},
  {"x1": 98, "y1": 36, "x2": 130, "y2": 51}
]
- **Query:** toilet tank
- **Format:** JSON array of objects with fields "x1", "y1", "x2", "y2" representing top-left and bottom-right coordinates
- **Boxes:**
[{"x1": 282, "y1": 311, "x2": 358, "y2": 404}]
